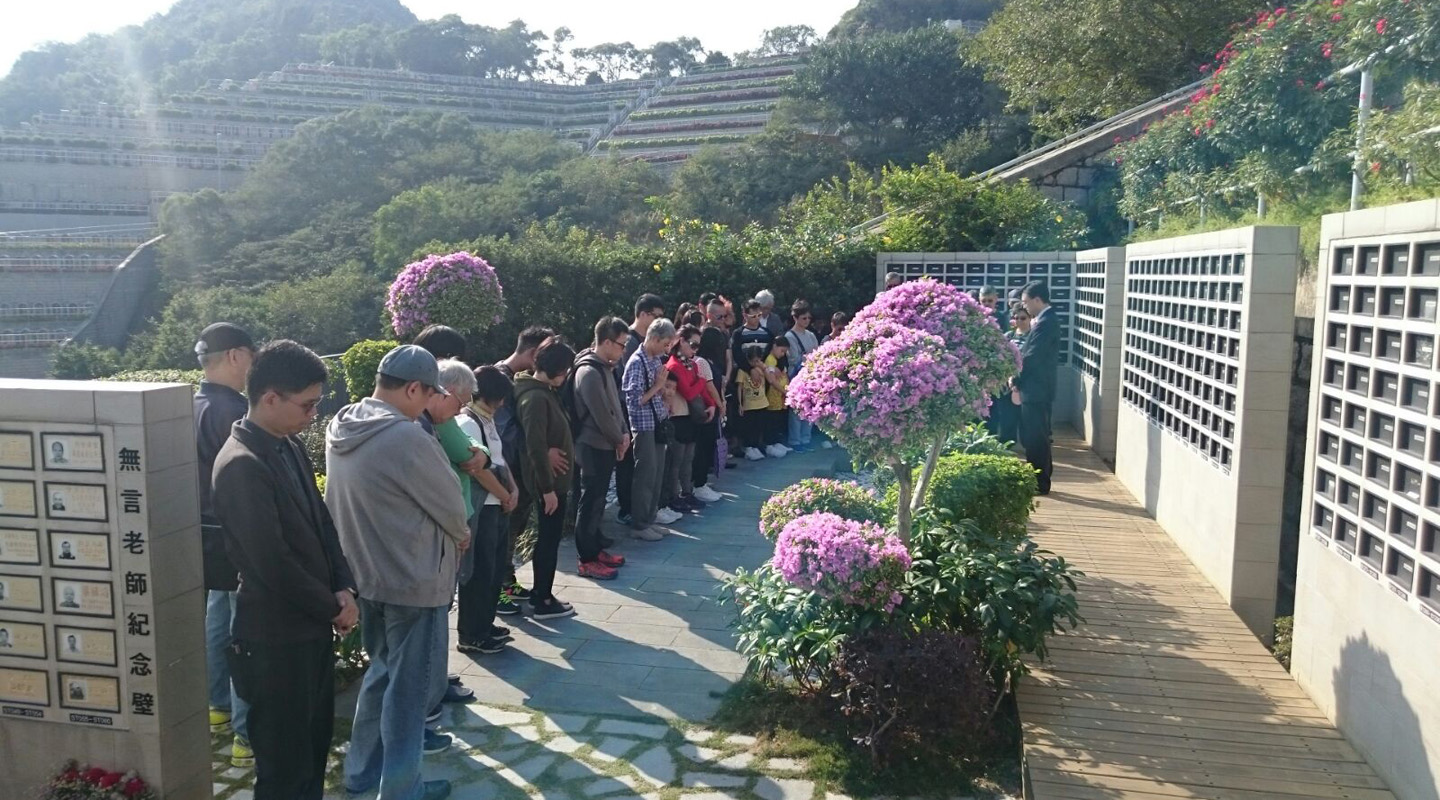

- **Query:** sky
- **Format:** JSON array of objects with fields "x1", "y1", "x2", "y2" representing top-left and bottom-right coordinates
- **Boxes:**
[{"x1": 0, "y1": 0, "x2": 854, "y2": 79}]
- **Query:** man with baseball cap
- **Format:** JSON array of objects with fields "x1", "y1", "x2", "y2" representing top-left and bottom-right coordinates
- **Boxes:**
[
  {"x1": 193, "y1": 322, "x2": 257, "y2": 765},
  {"x1": 325, "y1": 345, "x2": 468, "y2": 800}
]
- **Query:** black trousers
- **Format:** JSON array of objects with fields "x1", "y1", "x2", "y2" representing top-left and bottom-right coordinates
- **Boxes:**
[
  {"x1": 764, "y1": 409, "x2": 787, "y2": 446},
  {"x1": 614, "y1": 447, "x2": 635, "y2": 517},
  {"x1": 575, "y1": 443, "x2": 616, "y2": 562},
  {"x1": 530, "y1": 493, "x2": 566, "y2": 602},
  {"x1": 504, "y1": 468, "x2": 533, "y2": 584},
  {"x1": 737, "y1": 409, "x2": 764, "y2": 449},
  {"x1": 457, "y1": 504, "x2": 505, "y2": 642},
  {"x1": 1020, "y1": 401, "x2": 1054, "y2": 494},
  {"x1": 229, "y1": 636, "x2": 334, "y2": 800},
  {"x1": 692, "y1": 416, "x2": 717, "y2": 488}
]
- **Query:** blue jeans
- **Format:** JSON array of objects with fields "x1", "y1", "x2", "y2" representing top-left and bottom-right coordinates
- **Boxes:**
[
  {"x1": 345, "y1": 600, "x2": 446, "y2": 800},
  {"x1": 787, "y1": 411, "x2": 813, "y2": 448},
  {"x1": 206, "y1": 589, "x2": 250, "y2": 740}
]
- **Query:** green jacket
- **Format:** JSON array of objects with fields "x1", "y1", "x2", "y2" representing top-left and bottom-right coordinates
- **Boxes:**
[
  {"x1": 432, "y1": 414, "x2": 487, "y2": 518},
  {"x1": 514, "y1": 372, "x2": 574, "y2": 497}
]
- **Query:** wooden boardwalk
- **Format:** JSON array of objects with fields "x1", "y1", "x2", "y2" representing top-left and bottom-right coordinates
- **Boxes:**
[{"x1": 1020, "y1": 437, "x2": 1394, "y2": 800}]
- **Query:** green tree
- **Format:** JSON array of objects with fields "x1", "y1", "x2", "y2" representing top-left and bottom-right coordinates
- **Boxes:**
[
  {"x1": 666, "y1": 126, "x2": 850, "y2": 226},
  {"x1": 260, "y1": 265, "x2": 385, "y2": 355},
  {"x1": 971, "y1": 0, "x2": 1262, "y2": 137},
  {"x1": 792, "y1": 25, "x2": 995, "y2": 165},
  {"x1": 831, "y1": 0, "x2": 1000, "y2": 37},
  {"x1": 372, "y1": 178, "x2": 490, "y2": 269},
  {"x1": 50, "y1": 343, "x2": 122, "y2": 380},
  {"x1": 756, "y1": 26, "x2": 818, "y2": 56},
  {"x1": 320, "y1": 24, "x2": 398, "y2": 68}
]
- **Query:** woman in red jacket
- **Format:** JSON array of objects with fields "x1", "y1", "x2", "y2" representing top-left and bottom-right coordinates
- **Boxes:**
[{"x1": 664, "y1": 325, "x2": 719, "y2": 511}]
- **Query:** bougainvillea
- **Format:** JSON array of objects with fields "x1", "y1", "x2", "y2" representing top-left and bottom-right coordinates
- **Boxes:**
[
  {"x1": 773, "y1": 513, "x2": 911, "y2": 612},
  {"x1": 850, "y1": 278, "x2": 1020, "y2": 382},
  {"x1": 386, "y1": 251, "x2": 505, "y2": 339},
  {"x1": 759, "y1": 478, "x2": 891, "y2": 541}
]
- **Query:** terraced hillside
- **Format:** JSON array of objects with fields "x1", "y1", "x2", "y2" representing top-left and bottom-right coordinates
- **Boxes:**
[{"x1": 591, "y1": 56, "x2": 802, "y2": 165}]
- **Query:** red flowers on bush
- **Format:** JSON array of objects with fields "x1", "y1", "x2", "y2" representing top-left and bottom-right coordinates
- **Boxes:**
[{"x1": 43, "y1": 760, "x2": 156, "y2": 800}]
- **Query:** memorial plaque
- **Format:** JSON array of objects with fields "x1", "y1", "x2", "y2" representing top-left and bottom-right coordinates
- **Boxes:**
[
  {"x1": 0, "y1": 574, "x2": 44, "y2": 612},
  {"x1": 47, "y1": 531, "x2": 110, "y2": 570},
  {"x1": 0, "y1": 621, "x2": 46, "y2": 658},
  {"x1": 0, "y1": 432, "x2": 33, "y2": 470},
  {"x1": 51, "y1": 578, "x2": 113, "y2": 618},
  {"x1": 0, "y1": 667, "x2": 50, "y2": 706},
  {"x1": 0, "y1": 480, "x2": 37, "y2": 518},
  {"x1": 40, "y1": 434, "x2": 105, "y2": 473},
  {"x1": 0, "y1": 528, "x2": 40, "y2": 565},
  {"x1": 43, "y1": 482, "x2": 108, "y2": 522},
  {"x1": 54, "y1": 626, "x2": 115, "y2": 666},
  {"x1": 58, "y1": 673, "x2": 120, "y2": 713}
]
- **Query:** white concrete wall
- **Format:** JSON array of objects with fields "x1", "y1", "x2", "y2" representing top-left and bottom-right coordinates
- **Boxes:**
[
  {"x1": 1114, "y1": 226, "x2": 1299, "y2": 637},
  {"x1": 1294, "y1": 199, "x2": 1440, "y2": 800},
  {"x1": 1070, "y1": 247, "x2": 1125, "y2": 463}
]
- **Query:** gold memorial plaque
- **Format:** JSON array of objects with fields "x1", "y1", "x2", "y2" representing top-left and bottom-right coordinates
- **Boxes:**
[
  {"x1": 51, "y1": 578, "x2": 113, "y2": 618},
  {"x1": 0, "y1": 574, "x2": 44, "y2": 612},
  {"x1": 0, "y1": 432, "x2": 33, "y2": 470},
  {"x1": 42, "y1": 483, "x2": 108, "y2": 522},
  {"x1": 47, "y1": 532, "x2": 110, "y2": 570},
  {"x1": 0, "y1": 481, "x2": 37, "y2": 519},
  {"x1": 0, "y1": 667, "x2": 50, "y2": 706},
  {"x1": 58, "y1": 673, "x2": 120, "y2": 713},
  {"x1": 0, "y1": 621, "x2": 46, "y2": 659},
  {"x1": 40, "y1": 434, "x2": 105, "y2": 473},
  {"x1": 0, "y1": 528, "x2": 40, "y2": 565},
  {"x1": 54, "y1": 626, "x2": 115, "y2": 666}
]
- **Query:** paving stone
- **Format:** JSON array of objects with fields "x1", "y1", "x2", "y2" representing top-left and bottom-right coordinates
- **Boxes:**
[
  {"x1": 542, "y1": 712, "x2": 593, "y2": 734},
  {"x1": 220, "y1": 767, "x2": 251, "y2": 780},
  {"x1": 492, "y1": 725, "x2": 542, "y2": 746},
  {"x1": 715, "y1": 752, "x2": 755, "y2": 770},
  {"x1": 755, "y1": 777, "x2": 816, "y2": 800},
  {"x1": 426, "y1": 759, "x2": 473, "y2": 782},
  {"x1": 545, "y1": 735, "x2": 585, "y2": 754},
  {"x1": 594, "y1": 718, "x2": 670, "y2": 739},
  {"x1": 587, "y1": 735, "x2": 640, "y2": 762},
  {"x1": 452, "y1": 727, "x2": 492, "y2": 749},
  {"x1": 630, "y1": 744, "x2": 678, "y2": 786},
  {"x1": 682, "y1": 727, "x2": 717, "y2": 743},
  {"x1": 825, "y1": 794, "x2": 853, "y2": 800},
  {"x1": 212, "y1": 785, "x2": 227, "y2": 797},
  {"x1": 494, "y1": 767, "x2": 531, "y2": 790},
  {"x1": 553, "y1": 758, "x2": 599, "y2": 782},
  {"x1": 765, "y1": 757, "x2": 806, "y2": 773},
  {"x1": 725, "y1": 733, "x2": 758, "y2": 747},
  {"x1": 512, "y1": 753, "x2": 559, "y2": 782},
  {"x1": 229, "y1": 791, "x2": 254, "y2": 800},
  {"x1": 580, "y1": 775, "x2": 641, "y2": 797},
  {"x1": 682, "y1": 771, "x2": 748, "y2": 788},
  {"x1": 685, "y1": 792, "x2": 747, "y2": 800},
  {"x1": 676, "y1": 743, "x2": 723, "y2": 762},
  {"x1": 455, "y1": 705, "x2": 533, "y2": 729}
]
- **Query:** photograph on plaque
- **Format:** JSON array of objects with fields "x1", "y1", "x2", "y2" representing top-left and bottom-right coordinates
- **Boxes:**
[
  {"x1": 47, "y1": 531, "x2": 110, "y2": 570},
  {"x1": 54, "y1": 626, "x2": 116, "y2": 666},
  {"x1": 0, "y1": 621, "x2": 46, "y2": 659},
  {"x1": 0, "y1": 480, "x2": 38, "y2": 519},
  {"x1": 0, "y1": 528, "x2": 40, "y2": 565},
  {"x1": 40, "y1": 434, "x2": 105, "y2": 473},
  {"x1": 50, "y1": 578, "x2": 113, "y2": 618},
  {"x1": 0, "y1": 667, "x2": 50, "y2": 706},
  {"x1": 58, "y1": 673, "x2": 120, "y2": 713},
  {"x1": 42, "y1": 482, "x2": 108, "y2": 522},
  {"x1": 0, "y1": 432, "x2": 33, "y2": 470},
  {"x1": 0, "y1": 574, "x2": 44, "y2": 612}
]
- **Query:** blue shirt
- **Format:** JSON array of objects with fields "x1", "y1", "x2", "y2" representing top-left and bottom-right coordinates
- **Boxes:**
[{"x1": 622, "y1": 349, "x2": 669, "y2": 433}]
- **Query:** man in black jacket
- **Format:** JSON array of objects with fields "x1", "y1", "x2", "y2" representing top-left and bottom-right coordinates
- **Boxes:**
[
  {"x1": 212, "y1": 340, "x2": 358, "y2": 800},
  {"x1": 1013, "y1": 281, "x2": 1059, "y2": 495}
]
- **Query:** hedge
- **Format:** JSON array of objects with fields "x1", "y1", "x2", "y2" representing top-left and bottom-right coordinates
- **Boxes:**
[
  {"x1": 890, "y1": 454, "x2": 1039, "y2": 543},
  {"x1": 340, "y1": 340, "x2": 400, "y2": 402},
  {"x1": 102, "y1": 369, "x2": 204, "y2": 389}
]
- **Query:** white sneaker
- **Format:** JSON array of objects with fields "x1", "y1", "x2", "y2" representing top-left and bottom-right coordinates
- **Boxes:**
[
  {"x1": 693, "y1": 486, "x2": 722, "y2": 503},
  {"x1": 820, "y1": 441, "x2": 834, "y2": 449},
  {"x1": 765, "y1": 444, "x2": 788, "y2": 458},
  {"x1": 745, "y1": 447, "x2": 765, "y2": 461},
  {"x1": 776, "y1": 444, "x2": 792, "y2": 453},
  {"x1": 630, "y1": 527, "x2": 664, "y2": 541},
  {"x1": 655, "y1": 508, "x2": 683, "y2": 524}
]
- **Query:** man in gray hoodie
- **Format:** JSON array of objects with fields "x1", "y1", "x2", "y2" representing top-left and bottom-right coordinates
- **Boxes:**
[
  {"x1": 326, "y1": 345, "x2": 469, "y2": 800},
  {"x1": 571, "y1": 317, "x2": 633, "y2": 579}
]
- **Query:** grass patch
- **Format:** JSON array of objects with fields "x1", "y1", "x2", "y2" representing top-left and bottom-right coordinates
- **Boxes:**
[{"x1": 709, "y1": 676, "x2": 1022, "y2": 799}]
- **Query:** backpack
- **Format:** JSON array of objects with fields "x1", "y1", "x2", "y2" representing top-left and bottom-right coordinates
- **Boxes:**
[{"x1": 559, "y1": 353, "x2": 589, "y2": 439}]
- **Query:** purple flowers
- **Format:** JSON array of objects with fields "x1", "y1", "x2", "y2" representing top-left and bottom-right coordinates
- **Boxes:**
[
  {"x1": 759, "y1": 478, "x2": 890, "y2": 541},
  {"x1": 773, "y1": 513, "x2": 911, "y2": 612},
  {"x1": 386, "y1": 251, "x2": 506, "y2": 338}
]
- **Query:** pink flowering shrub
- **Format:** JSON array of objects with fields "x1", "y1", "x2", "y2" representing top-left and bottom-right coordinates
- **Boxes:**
[
  {"x1": 386, "y1": 251, "x2": 505, "y2": 339},
  {"x1": 759, "y1": 478, "x2": 891, "y2": 541},
  {"x1": 773, "y1": 513, "x2": 912, "y2": 612}
]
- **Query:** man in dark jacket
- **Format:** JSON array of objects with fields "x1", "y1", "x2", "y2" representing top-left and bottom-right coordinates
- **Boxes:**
[
  {"x1": 192, "y1": 321, "x2": 255, "y2": 762},
  {"x1": 571, "y1": 317, "x2": 631, "y2": 580},
  {"x1": 493, "y1": 325, "x2": 554, "y2": 613},
  {"x1": 211, "y1": 340, "x2": 357, "y2": 800},
  {"x1": 1013, "y1": 281, "x2": 1059, "y2": 495},
  {"x1": 515, "y1": 337, "x2": 578, "y2": 620}
]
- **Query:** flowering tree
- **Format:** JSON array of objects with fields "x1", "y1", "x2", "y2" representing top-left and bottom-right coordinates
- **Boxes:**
[
  {"x1": 773, "y1": 513, "x2": 912, "y2": 613},
  {"x1": 791, "y1": 280, "x2": 1018, "y2": 541},
  {"x1": 759, "y1": 477, "x2": 892, "y2": 541},
  {"x1": 386, "y1": 251, "x2": 506, "y2": 339}
]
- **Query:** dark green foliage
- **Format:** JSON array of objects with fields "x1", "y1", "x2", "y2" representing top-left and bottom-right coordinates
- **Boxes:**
[
  {"x1": 1272, "y1": 615, "x2": 1293, "y2": 670},
  {"x1": 666, "y1": 127, "x2": 850, "y2": 226},
  {"x1": 906, "y1": 454, "x2": 1039, "y2": 543},
  {"x1": 833, "y1": 629, "x2": 993, "y2": 765},
  {"x1": 339, "y1": 340, "x2": 400, "y2": 402},
  {"x1": 101, "y1": 369, "x2": 204, "y2": 388},
  {"x1": 50, "y1": 344, "x2": 121, "y2": 380}
]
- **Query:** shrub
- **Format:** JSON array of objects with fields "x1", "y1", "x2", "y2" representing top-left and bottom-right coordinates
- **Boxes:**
[
  {"x1": 759, "y1": 478, "x2": 890, "y2": 541},
  {"x1": 888, "y1": 454, "x2": 1038, "y2": 543},
  {"x1": 774, "y1": 513, "x2": 911, "y2": 612},
  {"x1": 101, "y1": 369, "x2": 203, "y2": 389},
  {"x1": 833, "y1": 629, "x2": 993, "y2": 765},
  {"x1": 385, "y1": 251, "x2": 506, "y2": 339},
  {"x1": 340, "y1": 339, "x2": 400, "y2": 402},
  {"x1": 722, "y1": 564, "x2": 867, "y2": 691}
]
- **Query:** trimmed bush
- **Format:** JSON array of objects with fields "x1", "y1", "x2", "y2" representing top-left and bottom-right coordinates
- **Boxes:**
[
  {"x1": 889, "y1": 454, "x2": 1038, "y2": 542},
  {"x1": 340, "y1": 340, "x2": 400, "y2": 402},
  {"x1": 759, "y1": 478, "x2": 891, "y2": 541},
  {"x1": 102, "y1": 369, "x2": 203, "y2": 389}
]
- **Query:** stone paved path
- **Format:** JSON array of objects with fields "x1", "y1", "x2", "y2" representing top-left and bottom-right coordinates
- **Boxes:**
[{"x1": 210, "y1": 449, "x2": 882, "y2": 800}]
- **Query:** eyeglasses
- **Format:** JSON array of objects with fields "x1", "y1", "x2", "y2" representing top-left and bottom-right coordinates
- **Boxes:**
[
  {"x1": 686, "y1": 340, "x2": 701, "y2": 348},
  {"x1": 284, "y1": 395, "x2": 321, "y2": 413}
]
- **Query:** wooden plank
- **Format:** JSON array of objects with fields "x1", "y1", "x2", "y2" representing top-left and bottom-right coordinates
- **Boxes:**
[
  {"x1": 1028, "y1": 757, "x2": 1395, "y2": 798},
  {"x1": 1025, "y1": 721, "x2": 1368, "y2": 763},
  {"x1": 1025, "y1": 737, "x2": 1383, "y2": 775}
]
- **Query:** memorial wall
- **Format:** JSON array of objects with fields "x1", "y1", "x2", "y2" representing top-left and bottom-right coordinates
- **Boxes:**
[
  {"x1": 0, "y1": 379, "x2": 208, "y2": 800},
  {"x1": 1069, "y1": 247, "x2": 1126, "y2": 463},
  {"x1": 1293, "y1": 199, "x2": 1440, "y2": 800},
  {"x1": 1112, "y1": 227, "x2": 1299, "y2": 637}
]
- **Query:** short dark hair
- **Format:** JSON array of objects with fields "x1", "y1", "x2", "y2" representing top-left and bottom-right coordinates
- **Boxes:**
[
  {"x1": 594, "y1": 316, "x2": 629, "y2": 346},
  {"x1": 634, "y1": 293, "x2": 665, "y2": 318},
  {"x1": 741, "y1": 342, "x2": 769, "y2": 363},
  {"x1": 672, "y1": 324, "x2": 702, "y2": 356},
  {"x1": 831, "y1": 310, "x2": 849, "y2": 323},
  {"x1": 472, "y1": 365, "x2": 513, "y2": 404},
  {"x1": 1021, "y1": 281, "x2": 1050, "y2": 304},
  {"x1": 376, "y1": 374, "x2": 409, "y2": 391},
  {"x1": 413, "y1": 324, "x2": 467, "y2": 361},
  {"x1": 698, "y1": 292, "x2": 718, "y2": 307},
  {"x1": 742, "y1": 299, "x2": 762, "y2": 314},
  {"x1": 516, "y1": 325, "x2": 554, "y2": 353},
  {"x1": 665, "y1": 370, "x2": 680, "y2": 384},
  {"x1": 534, "y1": 336, "x2": 576, "y2": 377},
  {"x1": 790, "y1": 300, "x2": 811, "y2": 318},
  {"x1": 246, "y1": 340, "x2": 328, "y2": 402},
  {"x1": 683, "y1": 310, "x2": 705, "y2": 327},
  {"x1": 770, "y1": 336, "x2": 789, "y2": 349}
]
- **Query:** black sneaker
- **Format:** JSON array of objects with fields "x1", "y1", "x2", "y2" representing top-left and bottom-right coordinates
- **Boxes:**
[
  {"x1": 617, "y1": 512, "x2": 633, "y2": 526},
  {"x1": 423, "y1": 729, "x2": 452, "y2": 755},
  {"x1": 457, "y1": 637, "x2": 507, "y2": 654},
  {"x1": 508, "y1": 583, "x2": 533, "y2": 602},
  {"x1": 495, "y1": 595, "x2": 520, "y2": 616},
  {"x1": 420, "y1": 779, "x2": 452, "y2": 800},
  {"x1": 490, "y1": 624, "x2": 512, "y2": 640},
  {"x1": 530, "y1": 598, "x2": 576, "y2": 620}
]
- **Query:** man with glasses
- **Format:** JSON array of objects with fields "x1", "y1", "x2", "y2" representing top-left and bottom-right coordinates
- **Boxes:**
[
  {"x1": 193, "y1": 321, "x2": 257, "y2": 765},
  {"x1": 326, "y1": 345, "x2": 470, "y2": 800},
  {"x1": 212, "y1": 340, "x2": 357, "y2": 800},
  {"x1": 571, "y1": 317, "x2": 633, "y2": 576}
]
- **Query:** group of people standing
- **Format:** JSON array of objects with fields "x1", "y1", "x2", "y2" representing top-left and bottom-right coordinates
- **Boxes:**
[{"x1": 193, "y1": 285, "x2": 852, "y2": 800}]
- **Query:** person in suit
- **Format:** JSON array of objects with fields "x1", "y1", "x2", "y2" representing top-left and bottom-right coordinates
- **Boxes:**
[
  {"x1": 212, "y1": 340, "x2": 358, "y2": 800},
  {"x1": 1012, "y1": 281, "x2": 1059, "y2": 495}
]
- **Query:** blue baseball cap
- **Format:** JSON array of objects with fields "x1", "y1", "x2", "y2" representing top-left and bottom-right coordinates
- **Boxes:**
[{"x1": 377, "y1": 345, "x2": 449, "y2": 396}]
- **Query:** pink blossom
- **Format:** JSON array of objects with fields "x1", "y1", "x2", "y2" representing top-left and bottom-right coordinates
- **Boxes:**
[{"x1": 772, "y1": 513, "x2": 911, "y2": 612}]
